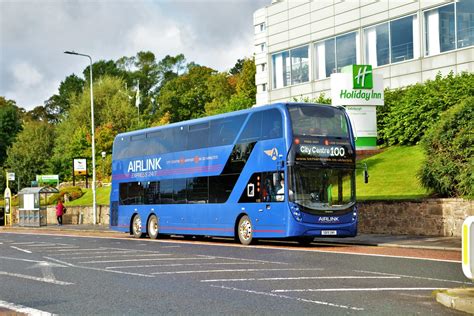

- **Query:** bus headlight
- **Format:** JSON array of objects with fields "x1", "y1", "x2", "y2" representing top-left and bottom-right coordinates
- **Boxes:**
[{"x1": 290, "y1": 204, "x2": 302, "y2": 222}]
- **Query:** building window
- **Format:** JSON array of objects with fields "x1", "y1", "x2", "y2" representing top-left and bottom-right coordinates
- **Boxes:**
[
  {"x1": 364, "y1": 15, "x2": 419, "y2": 66},
  {"x1": 424, "y1": 0, "x2": 474, "y2": 56},
  {"x1": 272, "y1": 51, "x2": 290, "y2": 88},
  {"x1": 457, "y1": 0, "x2": 474, "y2": 48},
  {"x1": 262, "y1": 83, "x2": 267, "y2": 92},
  {"x1": 261, "y1": 63, "x2": 266, "y2": 72},
  {"x1": 255, "y1": 23, "x2": 266, "y2": 34},
  {"x1": 364, "y1": 23, "x2": 389, "y2": 67},
  {"x1": 260, "y1": 43, "x2": 266, "y2": 52},
  {"x1": 391, "y1": 15, "x2": 416, "y2": 63},
  {"x1": 272, "y1": 45, "x2": 309, "y2": 89},
  {"x1": 315, "y1": 32, "x2": 357, "y2": 79}
]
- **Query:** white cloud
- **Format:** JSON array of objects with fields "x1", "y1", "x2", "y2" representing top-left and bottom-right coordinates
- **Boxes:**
[
  {"x1": 0, "y1": 0, "x2": 268, "y2": 110},
  {"x1": 11, "y1": 62, "x2": 43, "y2": 87}
]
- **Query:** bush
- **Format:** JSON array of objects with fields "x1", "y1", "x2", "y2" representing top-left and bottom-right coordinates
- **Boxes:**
[
  {"x1": 48, "y1": 186, "x2": 84, "y2": 205},
  {"x1": 379, "y1": 72, "x2": 474, "y2": 146},
  {"x1": 419, "y1": 97, "x2": 474, "y2": 198}
]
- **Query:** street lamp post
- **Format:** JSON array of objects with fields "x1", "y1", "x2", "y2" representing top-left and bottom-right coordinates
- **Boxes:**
[{"x1": 64, "y1": 50, "x2": 97, "y2": 225}]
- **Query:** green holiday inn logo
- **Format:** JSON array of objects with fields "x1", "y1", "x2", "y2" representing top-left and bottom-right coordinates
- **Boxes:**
[
  {"x1": 337, "y1": 64, "x2": 382, "y2": 102},
  {"x1": 353, "y1": 65, "x2": 373, "y2": 89}
]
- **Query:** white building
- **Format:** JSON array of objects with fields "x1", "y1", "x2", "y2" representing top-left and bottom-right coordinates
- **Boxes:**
[{"x1": 254, "y1": 0, "x2": 474, "y2": 106}]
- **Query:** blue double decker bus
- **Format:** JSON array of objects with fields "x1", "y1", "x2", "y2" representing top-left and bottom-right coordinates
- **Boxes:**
[{"x1": 110, "y1": 103, "x2": 358, "y2": 245}]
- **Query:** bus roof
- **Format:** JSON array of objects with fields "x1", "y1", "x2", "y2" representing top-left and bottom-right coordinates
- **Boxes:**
[{"x1": 115, "y1": 102, "x2": 340, "y2": 139}]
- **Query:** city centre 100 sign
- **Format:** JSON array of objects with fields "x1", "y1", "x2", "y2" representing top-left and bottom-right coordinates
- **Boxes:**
[
  {"x1": 299, "y1": 145, "x2": 346, "y2": 157},
  {"x1": 294, "y1": 137, "x2": 354, "y2": 164}
]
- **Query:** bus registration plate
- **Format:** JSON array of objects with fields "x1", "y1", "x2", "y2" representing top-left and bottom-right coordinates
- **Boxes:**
[{"x1": 321, "y1": 230, "x2": 337, "y2": 236}]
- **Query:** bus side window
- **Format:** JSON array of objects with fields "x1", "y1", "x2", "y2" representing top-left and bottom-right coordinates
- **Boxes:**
[
  {"x1": 187, "y1": 122, "x2": 209, "y2": 150},
  {"x1": 160, "y1": 180, "x2": 173, "y2": 204},
  {"x1": 238, "y1": 112, "x2": 262, "y2": 143},
  {"x1": 210, "y1": 115, "x2": 247, "y2": 147},
  {"x1": 261, "y1": 109, "x2": 283, "y2": 140}
]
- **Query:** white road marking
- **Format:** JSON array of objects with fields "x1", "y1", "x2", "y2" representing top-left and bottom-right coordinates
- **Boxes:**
[
  {"x1": 0, "y1": 271, "x2": 73, "y2": 285},
  {"x1": 68, "y1": 253, "x2": 170, "y2": 260},
  {"x1": 43, "y1": 247, "x2": 110, "y2": 252},
  {"x1": 152, "y1": 268, "x2": 323, "y2": 275},
  {"x1": 0, "y1": 299, "x2": 53, "y2": 315},
  {"x1": 107, "y1": 261, "x2": 267, "y2": 270},
  {"x1": 53, "y1": 250, "x2": 142, "y2": 256},
  {"x1": 9, "y1": 242, "x2": 40, "y2": 245},
  {"x1": 272, "y1": 287, "x2": 447, "y2": 293},
  {"x1": 201, "y1": 276, "x2": 400, "y2": 283},
  {"x1": 0, "y1": 256, "x2": 65, "y2": 266},
  {"x1": 44, "y1": 256, "x2": 155, "y2": 278},
  {"x1": 24, "y1": 243, "x2": 62, "y2": 247},
  {"x1": 197, "y1": 255, "x2": 288, "y2": 265},
  {"x1": 355, "y1": 269, "x2": 472, "y2": 285},
  {"x1": 210, "y1": 285, "x2": 363, "y2": 311},
  {"x1": 0, "y1": 231, "x2": 460, "y2": 263},
  {"x1": 23, "y1": 246, "x2": 78, "y2": 250},
  {"x1": 10, "y1": 246, "x2": 32, "y2": 253},
  {"x1": 79, "y1": 257, "x2": 216, "y2": 264}
]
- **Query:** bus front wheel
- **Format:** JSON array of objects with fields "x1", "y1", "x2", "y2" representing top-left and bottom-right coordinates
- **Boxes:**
[
  {"x1": 148, "y1": 215, "x2": 159, "y2": 239},
  {"x1": 131, "y1": 214, "x2": 144, "y2": 238},
  {"x1": 237, "y1": 215, "x2": 253, "y2": 245}
]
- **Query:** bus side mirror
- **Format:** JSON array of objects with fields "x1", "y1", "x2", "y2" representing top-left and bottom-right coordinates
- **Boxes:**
[{"x1": 364, "y1": 170, "x2": 369, "y2": 184}]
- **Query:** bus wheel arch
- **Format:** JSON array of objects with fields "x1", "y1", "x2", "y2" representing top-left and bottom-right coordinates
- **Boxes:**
[
  {"x1": 147, "y1": 214, "x2": 159, "y2": 239},
  {"x1": 235, "y1": 214, "x2": 254, "y2": 245},
  {"x1": 130, "y1": 213, "x2": 144, "y2": 238}
]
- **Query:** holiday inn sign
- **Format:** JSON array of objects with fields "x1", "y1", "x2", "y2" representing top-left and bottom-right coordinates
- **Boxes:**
[
  {"x1": 331, "y1": 65, "x2": 384, "y2": 106},
  {"x1": 331, "y1": 65, "x2": 384, "y2": 149}
]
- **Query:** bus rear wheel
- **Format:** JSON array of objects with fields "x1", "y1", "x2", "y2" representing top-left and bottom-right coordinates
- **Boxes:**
[
  {"x1": 148, "y1": 215, "x2": 159, "y2": 239},
  {"x1": 237, "y1": 215, "x2": 253, "y2": 245},
  {"x1": 131, "y1": 214, "x2": 144, "y2": 238}
]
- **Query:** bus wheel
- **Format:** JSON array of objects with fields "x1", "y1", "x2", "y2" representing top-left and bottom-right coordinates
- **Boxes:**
[
  {"x1": 148, "y1": 215, "x2": 159, "y2": 239},
  {"x1": 131, "y1": 214, "x2": 144, "y2": 238},
  {"x1": 237, "y1": 215, "x2": 253, "y2": 245}
]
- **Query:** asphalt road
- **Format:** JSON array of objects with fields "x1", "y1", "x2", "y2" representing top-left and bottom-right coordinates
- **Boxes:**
[{"x1": 0, "y1": 232, "x2": 468, "y2": 315}]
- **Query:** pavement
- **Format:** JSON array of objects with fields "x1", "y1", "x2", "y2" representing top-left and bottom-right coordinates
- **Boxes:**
[{"x1": 0, "y1": 223, "x2": 472, "y2": 314}]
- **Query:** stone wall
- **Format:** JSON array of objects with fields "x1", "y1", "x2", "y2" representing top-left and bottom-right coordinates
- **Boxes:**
[
  {"x1": 358, "y1": 199, "x2": 473, "y2": 237},
  {"x1": 45, "y1": 205, "x2": 110, "y2": 225},
  {"x1": 11, "y1": 199, "x2": 473, "y2": 237}
]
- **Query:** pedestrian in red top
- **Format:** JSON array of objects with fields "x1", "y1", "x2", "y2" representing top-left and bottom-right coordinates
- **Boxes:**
[{"x1": 56, "y1": 199, "x2": 64, "y2": 226}]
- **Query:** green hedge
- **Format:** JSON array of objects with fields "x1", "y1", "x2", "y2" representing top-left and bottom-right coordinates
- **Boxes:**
[
  {"x1": 378, "y1": 72, "x2": 474, "y2": 146},
  {"x1": 419, "y1": 97, "x2": 473, "y2": 198}
]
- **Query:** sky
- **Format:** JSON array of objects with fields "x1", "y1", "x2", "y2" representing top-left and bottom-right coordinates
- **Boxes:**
[{"x1": 0, "y1": 0, "x2": 269, "y2": 110}]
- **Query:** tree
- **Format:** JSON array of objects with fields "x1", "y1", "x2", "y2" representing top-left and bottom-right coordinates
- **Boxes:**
[
  {"x1": 204, "y1": 73, "x2": 236, "y2": 115},
  {"x1": 235, "y1": 58, "x2": 256, "y2": 102},
  {"x1": 51, "y1": 76, "x2": 137, "y2": 180},
  {"x1": 420, "y1": 97, "x2": 474, "y2": 198},
  {"x1": 229, "y1": 58, "x2": 245, "y2": 75},
  {"x1": 0, "y1": 97, "x2": 22, "y2": 166},
  {"x1": 379, "y1": 72, "x2": 474, "y2": 146},
  {"x1": 6, "y1": 121, "x2": 55, "y2": 189},
  {"x1": 156, "y1": 66, "x2": 215, "y2": 123},
  {"x1": 24, "y1": 105, "x2": 55, "y2": 123},
  {"x1": 83, "y1": 60, "x2": 126, "y2": 84},
  {"x1": 44, "y1": 74, "x2": 85, "y2": 123}
]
